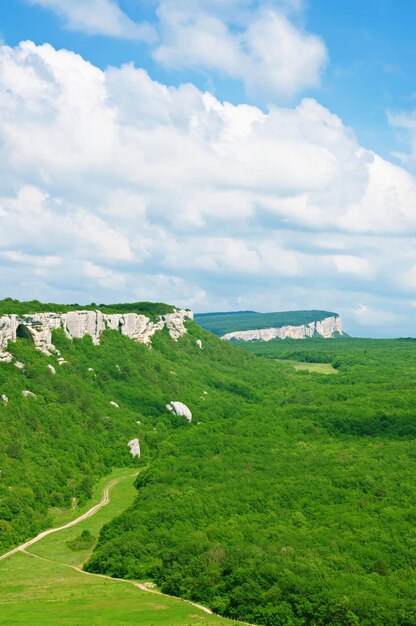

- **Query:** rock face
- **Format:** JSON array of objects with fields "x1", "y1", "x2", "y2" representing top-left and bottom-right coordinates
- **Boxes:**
[
  {"x1": 221, "y1": 315, "x2": 343, "y2": 342},
  {"x1": 166, "y1": 401, "x2": 193, "y2": 423},
  {"x1": 0, "y1": 309, "x2": 193, "y2": 361}
]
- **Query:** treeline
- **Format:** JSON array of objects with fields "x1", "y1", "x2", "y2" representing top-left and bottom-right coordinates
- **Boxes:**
[{"x1": 0, "y1": 297, "x2": 174, "y2": 318}]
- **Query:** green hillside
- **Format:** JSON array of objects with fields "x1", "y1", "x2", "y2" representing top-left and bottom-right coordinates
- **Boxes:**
[
  {"x1": 195, "y1": 309, "x2": 338, "y2": 336},
  {"x1": 1, "y1": 302, "x2": 416, "y2": 625}
]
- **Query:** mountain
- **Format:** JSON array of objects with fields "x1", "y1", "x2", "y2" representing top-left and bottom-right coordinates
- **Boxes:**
[
  {"x1": 1, "y1": 299, "x2": 416, "y2": 626},
  {"x1": 195, "y1": 309, "x2": 343, "y2": 341}
]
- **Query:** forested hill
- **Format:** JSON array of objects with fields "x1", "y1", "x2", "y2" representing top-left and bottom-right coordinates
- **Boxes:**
[
  {"x1": 2, "y1": 299, "x2": 416, "y2": 625},
  {"x1": 0, "y1": 297, "x2": 176, "y2": 318},
  {"x1": 195, "y1": 309, "x2": 339, "y2": 336}
]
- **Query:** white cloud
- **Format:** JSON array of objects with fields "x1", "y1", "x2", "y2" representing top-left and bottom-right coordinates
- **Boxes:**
[
  {"x1": 388, "y1": 108, "x2": 416, "y2": 169},
  {"x1": 26, "y1": 0, "x2": 155, "y2": 41},
  {"x1": 0, "y1": 41, "x2": 416, "y2": 335},
  {"x1": 350, "y1": 304, "x2": 399, "y2": 327},
  {"x1": 84, "y1": 262, "x2": 126, "y2": 289},
  {"x1": 26, "y1": 0, "x2": 326, "y2": 101},
  {"x1": 154, "y1": 1, "x2": 327, "y2": 99}
]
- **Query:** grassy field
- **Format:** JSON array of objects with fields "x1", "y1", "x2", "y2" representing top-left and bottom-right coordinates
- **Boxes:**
[
  {"x1": 274, "y1": 358, "x2": 338, "y2": 374},
  {"x1": 0, "y1": 467, "x2": 240, "y2": 626}
]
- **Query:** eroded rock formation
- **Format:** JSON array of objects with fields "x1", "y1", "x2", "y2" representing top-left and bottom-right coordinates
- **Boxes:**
[
  {"x1": 0, "y1": 309, "x2": 193, "y2": 362},
  {"x1": 221, "y1": 315, "x2": 343, "y2": 342}
]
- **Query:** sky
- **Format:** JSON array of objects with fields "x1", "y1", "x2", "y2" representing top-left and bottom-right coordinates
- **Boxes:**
[{"x1": 0, "y1": 1, "x2": 416, "y2": 337}]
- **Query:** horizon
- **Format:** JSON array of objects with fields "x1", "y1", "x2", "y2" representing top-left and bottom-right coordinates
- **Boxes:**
[
  {"x1": 0, "y1": 296, "x2": 413, "y2": 339},
  {"x1": 1, "y1": 1, "x2": 416, "y2": 337}
]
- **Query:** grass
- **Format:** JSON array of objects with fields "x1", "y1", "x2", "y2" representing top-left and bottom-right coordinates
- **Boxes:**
[
  {"x1": 0, "y1": 468, "x2": 240, "y2": 626},
  {"x1": 274, "y1": 358, "x2": 338, "y2": 374}
]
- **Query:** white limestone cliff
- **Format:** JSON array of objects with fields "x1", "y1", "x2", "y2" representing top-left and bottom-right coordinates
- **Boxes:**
[
  {"x1": 0, "y1": 309, "x2": 193, "y2": 362},
  {"x1": 221, "y1": 315, "x2": 343, "y2": 342}
]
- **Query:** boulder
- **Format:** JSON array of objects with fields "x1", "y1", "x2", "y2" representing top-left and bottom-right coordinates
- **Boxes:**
[
  {"x1": 166, "y1": 401, "x2": 192, "y2": 423},
  {"x1": 22, "y1": 390, "x2": 36, "y2": 398},
  {"x1": 128, "y1": 438, "x2": 141, "y2": 458}
]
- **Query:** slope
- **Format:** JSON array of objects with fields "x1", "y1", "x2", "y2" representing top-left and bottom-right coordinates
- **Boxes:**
[
  {"x1": 85, "y1": 336, "x2": 416, "y2": 626},
  {"x1": 0, "y1": 468, "x2": 240, "y2": 625}
]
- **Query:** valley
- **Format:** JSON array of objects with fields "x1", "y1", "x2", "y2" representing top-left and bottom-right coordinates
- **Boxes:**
[
  {"x1": 1, "y1": 301, "x2": 416, "y2": 625},
  {"x1": 0, "y1": 467, "x2": 239, "y2": 625}
]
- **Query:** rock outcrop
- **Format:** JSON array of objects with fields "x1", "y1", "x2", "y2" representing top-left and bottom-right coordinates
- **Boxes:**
[
  {"x1": 221, "y1": 315, "x2": 343, "y2": 342},
  {"x1": 21, "y1": 390, "x2": 36, "y2": 398},
  {"x1": 166, "y1": 401, "x2": 193, "y2": 423},
  {"x1": 128, "y1": 438, "x2": 141, "y2": 459},
  {"x1": 0, "y1": 309, "x2": 193, "y2": 362}
]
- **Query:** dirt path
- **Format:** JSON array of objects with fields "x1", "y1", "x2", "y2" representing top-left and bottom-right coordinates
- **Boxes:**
[
  {"x1": 21, "y1": 549, "x2": 215, "y2": 616},
  {"x1": 0, "y1": 471, "x2": 255, "y2": 625},
  {"x1": 0, "y1": 474, "x2": 136, "y2": 562}
]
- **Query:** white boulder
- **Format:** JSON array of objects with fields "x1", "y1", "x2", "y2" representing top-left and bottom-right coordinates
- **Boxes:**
[
  {"x1": 22, "y1": 390, "x2": 36, "y2": 398},
  {"x1": 1, "y1": 394, "x2": 8, "y2": 404},
  {"x1": 109, "y1": 401, "x2": 119, "y2": 408},
  {"x1": 47, "y1": 364, "x2": 56, "y2": 375},
  {"x1": 128, "y1": 438, "x2": 141, "y2": 458},
  {"x1": 196, "y1": 339, "x2": 203, "y2": 349},
  {"x1": 166, "y1": 401, "x2": 192, "y2": 423},
  {"x1": 15, "y1": 361, "x2": 24, "y2": 369}
]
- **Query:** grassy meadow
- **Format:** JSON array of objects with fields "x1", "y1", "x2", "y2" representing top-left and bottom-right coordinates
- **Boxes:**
[{"x1": 0, "y1": 467, "x2": 240, "y2": 626}]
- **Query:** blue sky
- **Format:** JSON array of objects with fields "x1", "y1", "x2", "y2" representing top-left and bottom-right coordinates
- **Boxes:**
[
  {"x1": 2, "y1": 0, "x2": 415, "y2": 159},
  {"x1": 0, "y1": 0, "x2": 416, "y2": 336}
]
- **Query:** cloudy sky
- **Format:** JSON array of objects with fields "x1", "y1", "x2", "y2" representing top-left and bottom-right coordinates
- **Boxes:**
[{"x1": 1, "y1": 1, "x2": 416, "y2": 337}]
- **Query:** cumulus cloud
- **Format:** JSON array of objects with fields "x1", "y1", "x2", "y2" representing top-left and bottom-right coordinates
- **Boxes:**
[
  {"x1": 154, "y1": 1, "x2": 327, "y2": 99},
  {"x1": 26, "y1": 0, "x2": 155, "y2": 41},
  {"x1": 0, "y1": 41, "x2": 416, "y2": 336},
  {"x1": 26, "y1": 0, "x2": 326, "y2": 100}
]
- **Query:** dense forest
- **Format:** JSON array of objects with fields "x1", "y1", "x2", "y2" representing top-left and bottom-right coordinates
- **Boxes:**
[
  {"x1": 195, "y1": 310, "x2": 338, "y2": 336},
  {"x1": 2, "y1": 304, "x2": 416, "y2": 625},
  {"x1": 86, "y1": 334, "x2": 416, "y2": 626}
]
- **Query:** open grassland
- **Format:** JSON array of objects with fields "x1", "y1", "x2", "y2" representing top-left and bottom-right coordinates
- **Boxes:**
[
  {"x1": 273, "y1": 358, "x2": 338, "y2": 374},
  {"x1": 0, "y1": 468, "x2": 240, "y2": 626}
]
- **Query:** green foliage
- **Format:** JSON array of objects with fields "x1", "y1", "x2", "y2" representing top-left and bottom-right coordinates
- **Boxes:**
[
  {"x1": 2, "y1": 310, "x2": 416, "y2": 625},
  {"x1": 85, "y1": 335, "x2": 416, "y2": 626},
  {"x1": 195, "y1": 310, "x2": 338, "y2": 336},
  {"x1": 0, "y1": 298, "x2": 175, "y2": 319},
  {"x1": 66, "y1": 529, "x2": 96, "y2": 551}
]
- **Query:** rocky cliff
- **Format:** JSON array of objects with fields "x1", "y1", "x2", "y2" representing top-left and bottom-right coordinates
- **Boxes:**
[
  {"x1": 221, "y1": 315, "x2": 343, "y2": 342},
  {"x1": 0, "y1": 309, "x2": 193, "y2": 362}
]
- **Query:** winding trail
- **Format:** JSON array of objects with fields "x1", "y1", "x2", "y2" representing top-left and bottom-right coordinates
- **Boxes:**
[
  {"x1": 0, "y1": 471, "x2": 255, "y2": 625},
  {"x1": 0, "y1": 475, "x2": 133, "y2": 562}
]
